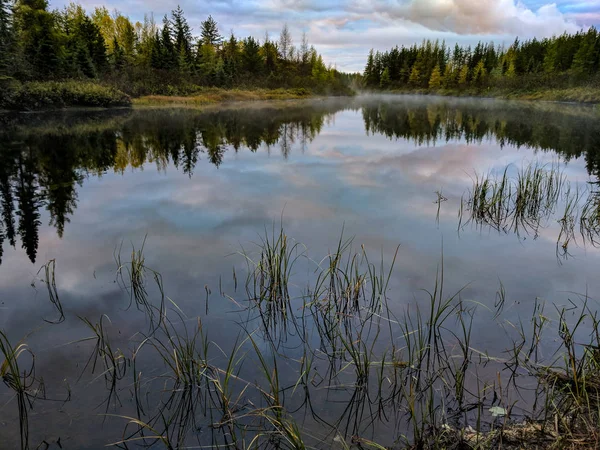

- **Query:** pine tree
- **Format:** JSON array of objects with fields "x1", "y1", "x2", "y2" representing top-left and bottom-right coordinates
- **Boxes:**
[
  {"x1": 571, "y1": 27, "x2": 598, "y2": 75},
  {"x1": 429, "y1": 64, "x2": 442, "y2": 89},
  {"x1": 110, "y1": 36, "x2": 125, "y2": 68},
  {"x1": 0, "y1": 0, "x2": 14, "y2": 74},
  {"x1": 458, "y1": 65, "x2": 469, "y2": 84},
  {"x1": 409, "y1": 65, "x2": 420, "y2": 86},
  {"x1": 200, "y1": 15, "x2": 221, "y2": 47},
  {"x1": 473, "y1": 60, "x2": 487, "y2": 84},
  {"x1": 442, "y1": 63, "x2": 454, "y2": 87},
  {"x1": 171, "y1": 5, "x2": 192, "y2": 70},
  {"x1": 364, "y1": 49, "x2": 376, "y2": 86},
  {"x1": 505, "y1": 60, "x2": 516, "y2": 78},
  {"x1": 242, "y1": 36, "x2": 262, "y2": 74},
  {"x1": 14, "y1": 0, "x2": 62, "y2": 78},
  {"x1": 159, "y1": 14, "x2": 176, "y2": 69},
  {"x1": 380, "y1": 67, "x2": 390, "y2": 88}
]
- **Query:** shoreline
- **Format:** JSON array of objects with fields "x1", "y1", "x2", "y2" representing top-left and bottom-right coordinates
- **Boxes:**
[
  {"x1": 3, "y1": 84, "x2": 600, "y2": 114},
  {"x1": 377, "y1": 86, "x2": 600, "y2": 105}
]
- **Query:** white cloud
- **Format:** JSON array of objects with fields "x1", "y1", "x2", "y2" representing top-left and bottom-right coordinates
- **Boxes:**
[{"x1": 364, "y1": 0, "x2": 581, "y2": 36}]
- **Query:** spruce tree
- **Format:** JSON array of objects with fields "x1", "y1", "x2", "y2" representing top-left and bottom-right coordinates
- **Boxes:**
[
  {"x1": 242, "y1": 36, "x2": 262, "y2": 74},
  {"x1": 380, "y1": 67, "x2": 390, "y2": 88},
  {"x1": 200, "y1": 15, "x2": 221, "y2": 47},
  {"x1": 0, "y1": 0, "x2": 14, "y2": 75},
  {"x1": 171, "y1": 5, "x2": 192, "y2": 69},
  {"x1": 14, "y1": 0, "x2": 62, "y2": 78}
]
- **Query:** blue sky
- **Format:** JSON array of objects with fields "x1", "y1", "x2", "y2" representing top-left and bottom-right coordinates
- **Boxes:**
[{"x1": 53, "y1": 0, "x2": 600, "y2": 72}]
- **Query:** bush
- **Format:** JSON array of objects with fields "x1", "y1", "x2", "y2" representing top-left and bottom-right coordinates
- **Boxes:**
[{"x1": 0, "y1": 81, "x2": 131, "y2": 110}]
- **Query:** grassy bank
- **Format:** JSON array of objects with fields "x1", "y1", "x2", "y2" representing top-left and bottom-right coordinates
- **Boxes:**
[
  {"x1": 0, "y1": 80, "x2": 356, "y2": 111},
  {"x1": 132, "y1": 87, "x2": 318, "y2": 107},
  {"x1": 384, "y1": 85, "x2": 600, "y2": 104},
  {"x1": 0, "y1": 79, "x2": 132, "y2": 110}
]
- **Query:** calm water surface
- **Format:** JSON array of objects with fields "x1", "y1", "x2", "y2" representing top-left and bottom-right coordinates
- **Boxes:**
[{"x1": 1, "y1": 95, "x2": 599, "y2": 448}]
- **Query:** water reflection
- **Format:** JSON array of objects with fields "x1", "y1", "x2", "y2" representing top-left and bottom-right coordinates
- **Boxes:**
[
  {"x1": 1, "y1": 96, "x2": 600, "y2": 265},
  {"x1": 2, "y1": 96, "x2": 600, "y2": 448}
]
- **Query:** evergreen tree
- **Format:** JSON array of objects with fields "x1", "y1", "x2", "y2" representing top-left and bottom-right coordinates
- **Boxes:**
[
  {"x1": 159, "y1": 14, "x2": 176, "y2": 69},
  {"x1": 442, "y1": 63, "x2": 454, "y2": 87},
  {"x1": 171, "y1": 5, "x2": 192, "y2": 70},
  {"x1": 200, "y1": 15, "x2": 221, "y2": 46},
  {"x1": 380, "y1": 67, "x2": 390, "y2": 88},
  {"x1": 0, "y1": 0, "x2": 14, "y2": 75},
  {"x1": 409, "y1": 65, "x2": 420, "y2": 86},
  {"x1": 242, "y1": 36, "x2": 262, "y2": 74},
  {"x1": 429, "y1": 64, "x2": 442, "y2": 89},
  {"x1": 472, "y1": 60, "x2": 487, "y2": 84},
  {"x1": 571, "y1": 27, "x2": 598, "y2": 75},
  {"x1": 14, "y1": 0, "x2": 62, "y2": 78},
  {"x1": 458, "y1": 65, "x2": 469, "y2": 84}
]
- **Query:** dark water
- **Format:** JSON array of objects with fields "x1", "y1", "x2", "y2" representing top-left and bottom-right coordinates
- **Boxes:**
[{"x1": 1, "y1": 95, "x2": 600, "y2": 448}]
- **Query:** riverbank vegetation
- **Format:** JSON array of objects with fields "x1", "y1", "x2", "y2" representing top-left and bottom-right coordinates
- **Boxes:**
[
  {"x1": 363, "y1": 29, "x2": 600, "y2": 102},
  {"x1": 0, "y1": 0, "x2": 351, "y2": 110}
]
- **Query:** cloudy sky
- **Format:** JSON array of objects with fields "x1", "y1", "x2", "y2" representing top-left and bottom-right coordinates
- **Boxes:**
[{"x1": 54, "y1": 0, "x2": 599, "y2": 72}]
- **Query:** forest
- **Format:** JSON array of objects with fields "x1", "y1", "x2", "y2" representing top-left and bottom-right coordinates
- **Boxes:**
[
  {"x1": 0, "y1": 0, "x2": 351, "y2": 108},
  {"x1": 363, "y1": 29, "x2": 600, "y2": 97}
]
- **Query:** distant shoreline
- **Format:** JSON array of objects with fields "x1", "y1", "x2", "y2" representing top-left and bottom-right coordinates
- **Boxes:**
[
  {"x1": 370, "y1": 86, "x2": 600, "y2": 105},
  {"x1": 3, "y1": 81, "x2": 600, "y2": 112}
]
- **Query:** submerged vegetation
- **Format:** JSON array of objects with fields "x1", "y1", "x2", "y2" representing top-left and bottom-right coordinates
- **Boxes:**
[
  {"x1": 0, "y1": 0, "x2": 351, "y2": 109},
  {"x1": 363, "y1": 30, "x2": 600, "y2": 101},
  {"x1": 1, "y1": 227, "x2": 600, "y2": 448}
]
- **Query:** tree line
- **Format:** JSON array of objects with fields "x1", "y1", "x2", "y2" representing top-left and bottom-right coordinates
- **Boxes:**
[
  {"x1": 363, "y1": 28, "x2": 600, "y2": 90},
  {"x1": 0, "y1": 0, "x2": 350, "y2": 95}
]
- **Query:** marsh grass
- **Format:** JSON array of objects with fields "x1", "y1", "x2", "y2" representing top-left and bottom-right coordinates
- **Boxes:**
[
  {"x1": 77, "y1": 315, "x2": 128, "y2": 416},
  {"x1": 240, "y1": 224, "x2": 306, "y2": 341},
  {"x1": 460, "y1": 162, "x2": 600, "y2": 259},
  {"x1": 115, "y1": 237, "x2": 166, "y2": 330},
  {"x1": 0, "y1": 331, "x2": 44, "y2": 450},
  {"x1": 460, "y1": 162, "x2": 565, "y2": 238},
  {"x1": 35, "y1": 259, "x2": 64, "y2": 324}
]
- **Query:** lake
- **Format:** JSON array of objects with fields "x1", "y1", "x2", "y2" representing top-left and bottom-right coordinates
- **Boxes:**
[{"x1": 1, "y1": 95, "x2": 599, "y2": 449}]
